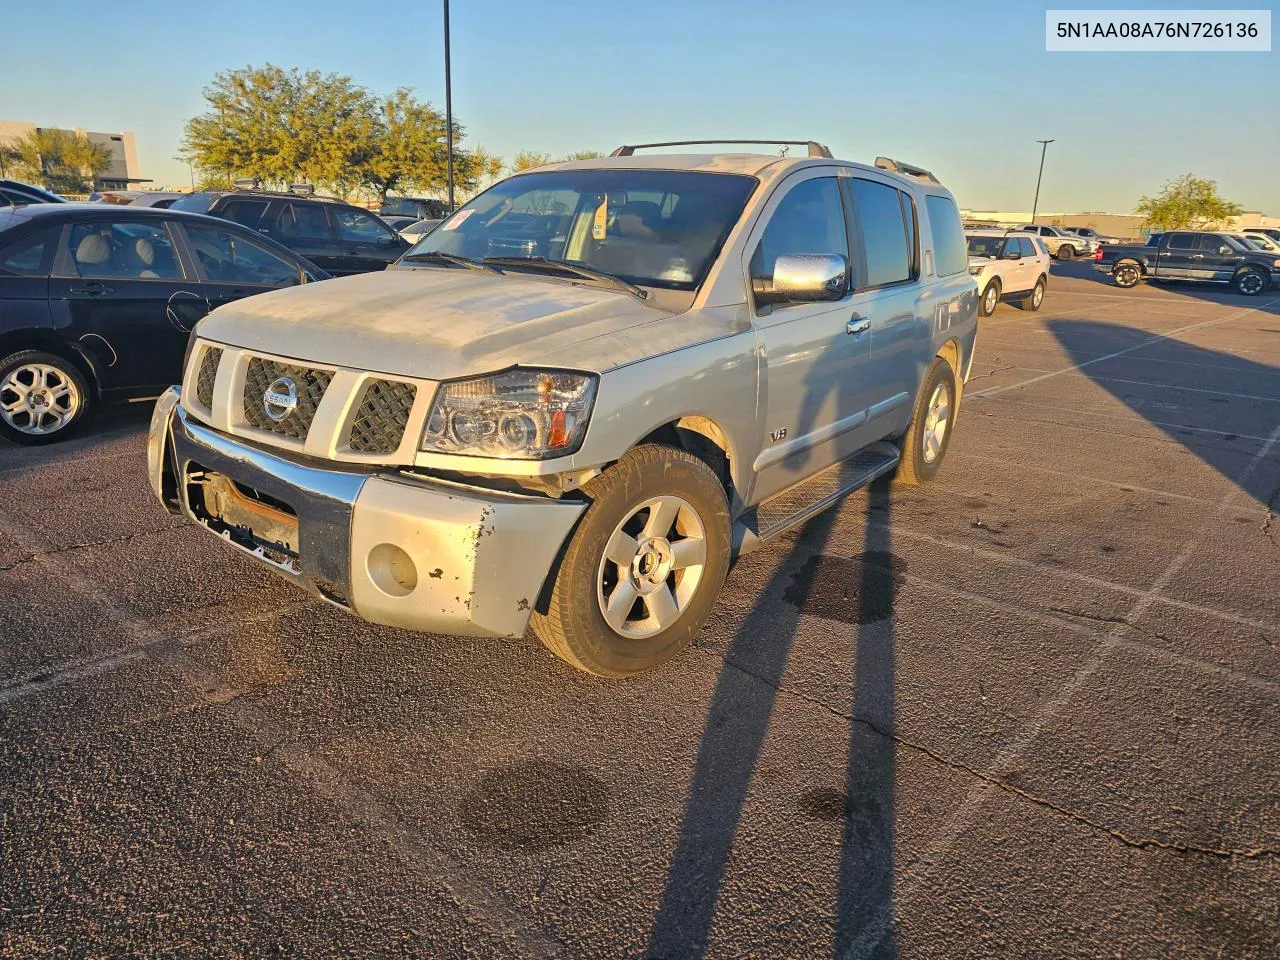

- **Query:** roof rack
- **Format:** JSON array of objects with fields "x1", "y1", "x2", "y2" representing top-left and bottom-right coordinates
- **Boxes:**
[
  {"x1": 610, "y1": 140, "x2": 833, "y2": 159},
  {"x1": 873, "y1": 157, "x2": 940, "y2": 184}
]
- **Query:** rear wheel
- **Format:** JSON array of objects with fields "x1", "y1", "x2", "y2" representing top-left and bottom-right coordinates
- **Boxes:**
[
  {"x1": 1113, "y1": 261, "x2": 1142, "y2": 288},
  {"x1": 1057, "y1": 244, "x2": 1076, "y2": 261},
  {"x1": 0, "y1": 349, "x2": 90, "y2": 445},
  {"x1": 1235, "y1": 268, "x2": 1267, "y2": 297},
  {"x1": 894, "y1": 356, "x2": 958, "y2": 487},
  {"x1": 531, "y1": 444, "x2": 731, "y2": 677},
  {"x1": 1017, "y1": 276, "x2": 1046, "y2": 311},
  {"x1": 979, "y1": 279, "x2": 1001, "y2": 317}
]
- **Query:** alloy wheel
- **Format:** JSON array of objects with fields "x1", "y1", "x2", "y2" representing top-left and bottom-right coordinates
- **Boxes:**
[
  {"x1": 0, "y1": 363, "x2": 81, "y2": 436},
  {"x1": 921, "y1": 381, "x2": 952, "y2": 465}
]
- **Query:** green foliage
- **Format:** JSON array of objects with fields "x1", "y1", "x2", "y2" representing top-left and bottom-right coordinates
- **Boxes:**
[
  {"x1": 182, "y1": 64, "x2": 478, "y2": 202},
  {"x1": 512, "y1": 151, "x2": 554, "y2": 172},
  {"x1": 2, "y1": 129, "x2": 112, "y2": 194},
  {"x1": 1135, "y1": 174, "x2": 1244, "y2": 230}
]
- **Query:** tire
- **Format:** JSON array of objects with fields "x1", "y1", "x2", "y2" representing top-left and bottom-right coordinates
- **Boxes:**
[
  {"x1": 979, "y1": 279, "x2": 1001, "y2": 317},
  {"x1": 0, "y1": 349, "x2": 91, "y2": 445},
  {"x1": 1057, "y1": 245, "x2": 1076, "y2": 261},
  {"x1": 1234, "y1": 268, "x2": 1267, "y2": 297},
  {"x1": 1112, "y1": 261, "x2": 1142, "y2": 289},
  {"x1": 1017, "y1": 276, "x2": 1047, "y2": 311},
  {"x1": 531, "y1": 444, "x2": 731, "y2": 677},
  {"x1": 893, "y1": 356, "x2": 958, "y2": 487}
]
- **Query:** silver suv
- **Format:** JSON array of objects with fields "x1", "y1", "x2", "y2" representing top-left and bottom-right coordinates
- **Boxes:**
[{"x1": 148, "y1": 141, "x2": 978, "y2": 677}]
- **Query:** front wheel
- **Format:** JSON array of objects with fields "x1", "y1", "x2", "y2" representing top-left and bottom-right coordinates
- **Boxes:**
[
  {"x1": 531, "y1": 444, "x2": 731, "y2": 677},
  {"x1": 1235, "y1": 269, "x2": 1267, "y2": 297},
  {"x1": 1113, "y1": 261, "x2": 1142, "y2": 288},
  {"x1": 979, "y1": 279, "x2": 1001, "y2": 317},
  {"x1": 894, "y1": 356, "x2": 958, "y2": 487},
  {"x1": 1057, "y1": 245, "x2": 1076, "y2": 261},
  {"x1": 0, "y1": 349, "x2": 91, "y2": 445}
]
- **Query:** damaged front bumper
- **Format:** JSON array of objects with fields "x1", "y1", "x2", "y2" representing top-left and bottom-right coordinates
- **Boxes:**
[{"x1": 147, "y1": 388, "x2": 586, "y2": 639}]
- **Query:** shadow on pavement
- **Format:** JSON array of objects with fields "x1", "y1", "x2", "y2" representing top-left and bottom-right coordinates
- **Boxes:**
[
  {"x1": 647, "y1": 479, "x2": 900, "y2": 959},
  {"x1": 1048, "y1": 319, "x2": 1280, "y2": 509}
]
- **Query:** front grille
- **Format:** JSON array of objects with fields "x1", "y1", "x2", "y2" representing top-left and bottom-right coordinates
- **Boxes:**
[
  {"x1": 195, "y1": 347, "x2": 221, "y2": 409},
  {"x1": 242, "y1": 357, "x2": 333, "y2": 440},
  {"x1": 348, "y1": 379, "x2": 417, "y2": 453}
]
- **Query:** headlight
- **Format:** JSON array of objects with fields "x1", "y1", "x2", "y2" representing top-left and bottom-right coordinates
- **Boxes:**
[{"x1": 421, "y1": 369, "x2": 597, "y2": 459}]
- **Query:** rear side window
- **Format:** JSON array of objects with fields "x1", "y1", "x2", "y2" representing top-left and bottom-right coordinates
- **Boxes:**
[
  {"x1": 66, "y1": 221, "x2": 181, "y2": 280},
  {"x1": 276, "y1": 203, "x2": 332, "y2": 240},
  {"x1": 0, "y1": 225, "x2": 60, "y2": 276},
  {"x1": 1017, "y1": 237, "x2": 1037, "y2": 257},
  {"x1": 1167, "y1": 233, "x2": 1197, "y2": 250},
  {"x1": 168, "y1": 192, "x2": 214, "y2": 215},
  {"x1": 924, "y1": 195, "x2": 966, "y2": 277},
  {"x1": 850, "y1": 178, "x2": 910, "y2": 288},
  {"x1": 219, "y1": 199, "x2": 269, "y2": 228}
]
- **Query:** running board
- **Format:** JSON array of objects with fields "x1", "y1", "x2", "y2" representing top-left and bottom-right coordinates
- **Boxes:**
[{"x1": 733, "y1": 442, "x2": 900, "y2": 555}]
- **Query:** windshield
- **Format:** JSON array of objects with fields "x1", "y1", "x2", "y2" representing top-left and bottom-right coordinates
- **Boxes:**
[
  {"x1": 408, "y1": 169, "x2": 757, "y2": 291},
  {"x1": 966, "y1": 235, "x2": 1004, "y2": 259}
]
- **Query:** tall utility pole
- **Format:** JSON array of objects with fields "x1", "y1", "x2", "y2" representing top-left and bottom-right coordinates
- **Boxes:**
[
  {"x1": 1031, "y1": 139, "x2": 1054, "y2": 223},
  {"x1": 443, "y1": 0, "x2": 455, "y2": 212}
]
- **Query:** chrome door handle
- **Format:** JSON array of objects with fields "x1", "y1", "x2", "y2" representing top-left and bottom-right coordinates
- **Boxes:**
[{"x1": 847, "y1": 317, "x2": 871, "y2": 335}]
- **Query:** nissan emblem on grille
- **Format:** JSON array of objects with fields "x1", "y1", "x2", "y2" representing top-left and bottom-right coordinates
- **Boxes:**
[{"x1": 263, "y1": 377, "x2": 299, "y2": 422}]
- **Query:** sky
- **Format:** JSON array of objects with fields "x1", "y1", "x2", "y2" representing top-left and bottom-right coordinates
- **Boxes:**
[{"x1": 2, "y1": 0, "x2": 1277, "y2": 214}]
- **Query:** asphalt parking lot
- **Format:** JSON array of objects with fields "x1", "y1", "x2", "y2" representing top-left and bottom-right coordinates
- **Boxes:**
[{"x1": 1, "y1": 264, "x2": 1278, "y2": 959}]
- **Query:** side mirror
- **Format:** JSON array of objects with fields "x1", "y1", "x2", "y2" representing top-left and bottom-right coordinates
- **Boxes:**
[{"x1": 762, "y1": 253, "x2": 848, "y2": 304}]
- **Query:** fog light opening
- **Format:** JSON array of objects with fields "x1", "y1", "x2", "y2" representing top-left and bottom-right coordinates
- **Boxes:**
[{"x1": 368, "y1": 543, "x2": 418, "y2": 597}]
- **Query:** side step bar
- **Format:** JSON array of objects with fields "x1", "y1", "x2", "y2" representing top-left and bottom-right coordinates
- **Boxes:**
[{"x1": 733, "y1": 441, "x2": 900, "y2": 556}]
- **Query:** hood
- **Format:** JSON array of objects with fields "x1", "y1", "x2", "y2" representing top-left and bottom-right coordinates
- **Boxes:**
[{"x1": 196, "y1": 266, "x2": 674, "y2": 379}]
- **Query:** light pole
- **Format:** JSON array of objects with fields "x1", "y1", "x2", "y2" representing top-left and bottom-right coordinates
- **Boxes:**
[
  {"x1": 443, "y1": 0, "x2": 455, "y2": 212},
  {"x1": 1031, "y1": 139, "x2": 1054, "y2": 223}
]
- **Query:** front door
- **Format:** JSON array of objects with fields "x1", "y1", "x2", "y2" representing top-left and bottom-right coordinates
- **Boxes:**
[
  {"x1": 48, "y1": 218, "x2": 201, "y2": 392},
  {"x1": 1195, "y1": 233, "x2": 1241, "y2": 282},
  {"x1": 270, "y1": 202, "x2": 348, "y2": 275},
  {"x1": 180, "y1": 221, "x2": 308, "y2": 313},
  {"x1": 749, "y1": 172, "x2": 877, "y2": 503},
  {"x1": 330, "y1": 207, "x2": 410, "y2": 273}
]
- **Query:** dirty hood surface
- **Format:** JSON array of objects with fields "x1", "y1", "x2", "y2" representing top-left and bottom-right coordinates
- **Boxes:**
[{"x1": 197, "y1": 266, "x2": 675, "y2": 379}]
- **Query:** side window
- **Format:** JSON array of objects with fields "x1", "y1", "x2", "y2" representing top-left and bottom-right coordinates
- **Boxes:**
[
  {"x1": 183, "y1": 224, "x2": 302, "y2": 287},
  {"x1": 1018, "y1": 237, "x2": 1037, "y2": 257},
  {"x1": 924, "y1": 195, "x2": 966, "y2": 277},
  {"x1": 851, "y1": 178, "x2": 910, "y2": 287},
  {"x1": 333, "y1": 208, "x2": 397, "y2": 244},
  {"x1": 1035, "y1": 238, "x2": 1050, "y2": 256},
  {"x1": 0, "y1": 226, "x2": 60, "y2": 276},
  {"x1": 899, "y1": 191, "x2": 918, "y2": 279},
  {"x1": 1197, "y1": 234, "x2": 1231, "y2": 254},
  {"x1": 219, "y1": 200, "x2": 269, "y2": 228},
  {"x1": 1167, "y1": 233, "x2": 1197, "y2": 250},
  {"x1": 750, "y1": 177, "x2": 848, "y2": 281},
  {"x1": 275, "y1": 203, "x2": 333, "y2": 241},
  {"x1": 66, "y1": 220, "x2": 181, "y2": 280}
]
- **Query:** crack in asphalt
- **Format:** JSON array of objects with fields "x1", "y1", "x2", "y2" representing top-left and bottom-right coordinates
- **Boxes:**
[
  {"x1": 718, "y1": 653, "x2": 1280, "y2": 863},
  {"x1": 0, "y1": 524, "x2": 177, "y2": 573},
  {"x1": 963, "y1": 363, "x2": 1015, "y2": 384}
]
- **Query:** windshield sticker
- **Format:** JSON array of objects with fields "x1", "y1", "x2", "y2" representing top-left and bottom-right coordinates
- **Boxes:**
[
  {"x1": 441, "y1": 208, "x2": 475, "y2": 231},
  {"x1": 592, "y1": 196, "x2": 608, "y2": 240}
]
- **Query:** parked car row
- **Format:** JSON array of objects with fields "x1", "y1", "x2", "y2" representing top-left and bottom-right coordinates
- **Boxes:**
[{"x1": 1093, "y1": 230, "x2": 1279, "y2": 295}]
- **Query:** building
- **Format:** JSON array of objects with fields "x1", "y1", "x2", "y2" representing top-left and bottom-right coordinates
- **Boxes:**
[
  {"x1": 0, "y1": 119, "x2": 148, "y2": 192},
  {"x1": 961, "y1": 208, "x2": 1280, "y2": 240}
]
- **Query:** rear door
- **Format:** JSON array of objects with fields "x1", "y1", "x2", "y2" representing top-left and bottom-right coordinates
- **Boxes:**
[
  {"x1": 269, "y1": 201, "x2": 347, "y2": 274},
  {"x1": 330, "y1": 207, "x2": 410, "y2": 273},
  {"x1": 1158, "y1": 233, "x2": 1198, "y2": 278},
  {"x1": 47, "y1": 217, "x2": 202, "y2": 391},
  {"x1": 844, "y1": 173, "x2": 923, "y2": 435},
  {"x1": 748, "y1": 171, "x2": 877, "y2": 501},
  {"x1": 0, "y1": 223, "x2": 57, "y2": 336}
]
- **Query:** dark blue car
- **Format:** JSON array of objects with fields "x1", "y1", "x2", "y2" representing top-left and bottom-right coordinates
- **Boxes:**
[{"x1": 0, "y1": 203, "x2": 328, "y2": 444}]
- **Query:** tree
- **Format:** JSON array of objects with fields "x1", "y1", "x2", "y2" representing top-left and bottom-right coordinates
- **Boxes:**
[
  {"x1": 563, "y1": 150, "x2": 603, "y2": 161},
  {"x1": 3, "y1": 129, "x2": 111, "y2": 195},
  {"x1": 1135, "y1": 174, "x2": 1244, "y2": 231},
  {"x1": 512, "y1": 151, "x2": 554, "y2": 172},
  {"x1": 358, "y1": 87, "x2": 456, "y2": 203}
]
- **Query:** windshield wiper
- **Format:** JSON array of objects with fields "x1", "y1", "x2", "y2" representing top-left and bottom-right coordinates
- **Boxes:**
[
  {"x1": 481, "y1": 256, "x2": 647, "y2": 299},
  {"x1": 400, "y1": 251, "x2": 497, "y2": 272}
]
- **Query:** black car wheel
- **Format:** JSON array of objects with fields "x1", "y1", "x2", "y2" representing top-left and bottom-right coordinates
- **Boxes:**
[
  {"x1": 1057, "y1": 244, "x2": 1076, "y2": 261},
  {"x1": 1113, "y1": 262, "x2": 1142, "y2": 288},
  {"x1": 0, "y1": 350, "x2": 91, "y2": 445},
  {"x1": 979, "y1": 280, "x2": 1001, "y2": 317},
  {"x1": 1234, "y1": 269, "x2": 1267, "y2": 297}
]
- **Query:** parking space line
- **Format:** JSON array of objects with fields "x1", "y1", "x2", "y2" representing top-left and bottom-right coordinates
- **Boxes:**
[
  {"x1": 970, "y1": 297, "x2": 1280, "y2": 400},
  {"x1": 1087, "y1": 374, "x2": 1280, "y2": 404},
  {"x1": 843, "y1": 422, "x2": 1280, "y2": 960},
  {"x1": 972, "y1": 396, "x2": 1278, "y2": 444}
]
